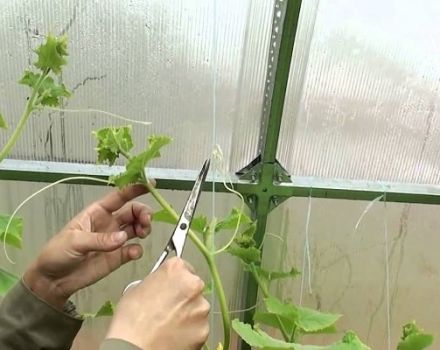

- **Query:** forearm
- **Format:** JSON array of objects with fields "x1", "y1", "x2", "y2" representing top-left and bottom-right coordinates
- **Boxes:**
[{"x1": 0, "y1": 280, "x2": 82, "y2": 350}]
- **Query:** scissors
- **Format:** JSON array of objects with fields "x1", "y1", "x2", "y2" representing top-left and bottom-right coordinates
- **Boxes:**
[{"x1": 123, "y1": 158, "x2": 210, "y2": 294}]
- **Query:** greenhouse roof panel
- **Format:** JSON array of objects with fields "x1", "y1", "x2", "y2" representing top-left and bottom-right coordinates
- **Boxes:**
[
  {"x1": 278, "y1": 0, "x2": 440, "y2": 185},
  {"x1": 0, "y1": 0, "x2": 275, "y2": 171}
]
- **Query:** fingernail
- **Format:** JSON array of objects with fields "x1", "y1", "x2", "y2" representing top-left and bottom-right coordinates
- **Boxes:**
[{"x1": 114, "y1": 231, "x2": 127, "y2": 243}]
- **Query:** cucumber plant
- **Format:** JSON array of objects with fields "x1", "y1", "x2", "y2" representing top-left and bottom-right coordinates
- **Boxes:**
[{"x1": 0, "y1": 34, "x2": 434, "y2": 350}]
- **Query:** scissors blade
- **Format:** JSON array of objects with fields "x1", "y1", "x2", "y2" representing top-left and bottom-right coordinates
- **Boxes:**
[{"x1": 171, "y1": 159, "x2": 210, "y2": 257}]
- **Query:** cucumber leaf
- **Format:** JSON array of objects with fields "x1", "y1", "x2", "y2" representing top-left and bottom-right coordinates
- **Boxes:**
[
  {"x1": 233, "y1": 319, "x2": 369, "y2": 350},
  {"x1": 216, "y1": 207, "x2": 252, "y2": 232},
  {"x1": 19, "y1": 70, "x2": 71, "y2": 107},
  {"x1": 232, "y1": 319, "x2": 294, "y2": 349},
  {"x1": 397, "y1": 322, "x2": 434, "y2": 350},
  {"x1": 0, "y1": 214, "x2": 23, "y2": 249},
  {"x1": 152, "y1": 209, "x2": 207, "y2": 235},
  {"x1": 93, "y1": 126, "x2": 134, "y2": 165},
  {"x1": 0, "y1": 268, "x2": 19, "y2": 296},
  {"x1": 264, "y1": 296, "x2": 341, "y2": 333},
  {"x1": 294, "y1": 307, "x2": 341, "y2": 333},
  {"x1": 254, "y1": 266, "x2": 300, "y2": 283},
  {"x1": 254, "y1": 311, "x2": 296, "y2": 335},
  {"x1": 234, "y1": 223, "x2": 257, "y2": 248},
  {"x1": 34, "y1": 34, "x2": 68, "y2": 74},
  {"x1": 227, "y1": 245, "x2": 261, "y2": 264},
  {"x1": 111, "y1": 135, "x2": 171, "y2": 188}
]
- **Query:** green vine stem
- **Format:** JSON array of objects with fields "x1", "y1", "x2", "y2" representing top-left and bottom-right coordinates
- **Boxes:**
[
  {"x1": 0, "y1": 68, "x2": 49, "y2": 162},
  {"x1": 249, "y1": 264, "x2": 290, "y2": 342},
  {"x1": 143, "y1": 178, "x2": 231, "y2": 350}
]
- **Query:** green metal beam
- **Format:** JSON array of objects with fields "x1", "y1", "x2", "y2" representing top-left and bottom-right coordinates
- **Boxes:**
[{"x1": 1, "y1": 159, "x2": 440, "y2": 204}]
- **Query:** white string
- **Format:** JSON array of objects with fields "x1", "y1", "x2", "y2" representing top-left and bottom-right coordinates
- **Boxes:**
[
  {"x1": 212, "y1": 146, "x2": 246, "y2": 255},
  {"x1": 3, "y1": 176, "x2": 109, "y2": 264},
  {"x1": 299, "y1": 193, "x2": 313, "y2": 305},
  {"x1": 210, "y1": 1, "x2": 218, "y2": 348},
  {"x1": 383, "y1": 194, "x2": 391, "y2": 350},
  {"x1": 45, "y1": 107, "x2": 151, "y2": 126}
]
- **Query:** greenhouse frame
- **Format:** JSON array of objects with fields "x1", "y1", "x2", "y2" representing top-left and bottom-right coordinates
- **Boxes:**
[{"x1": 0, "y1": 0, "x2": 439, "y2": 349}]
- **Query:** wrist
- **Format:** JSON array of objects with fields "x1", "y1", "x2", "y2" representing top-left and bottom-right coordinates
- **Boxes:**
[{"x1": 23, "y1": 264, "x2": 68, "y2": 310}]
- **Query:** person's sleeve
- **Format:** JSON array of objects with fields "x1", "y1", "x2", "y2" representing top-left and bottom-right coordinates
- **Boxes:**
[
  {"x1": 100, "y1": 338, "x2": 142, "y2": 350},
  {"x1": 0, "y1": 279, "x2": 83, "y2": 350}
]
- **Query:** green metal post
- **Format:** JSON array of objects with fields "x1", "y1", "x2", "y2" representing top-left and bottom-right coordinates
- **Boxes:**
[{"x1": 240, "y1": 1, "x2": 302, "y2": 349}]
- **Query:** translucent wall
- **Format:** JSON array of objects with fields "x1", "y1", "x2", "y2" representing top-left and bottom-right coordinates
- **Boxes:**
[
  {"x1": 262, "y1": 197, "x2": 440, "y2": 348},
  {"x1": 0, "y1": 0, "x2": 274, "y2": 171},
  {"x1": 278, "y1": 0, "x2": 440, "y2": 184},
  {"x1": 0, "y1": 181, "x2": 244, "y2": 349}
]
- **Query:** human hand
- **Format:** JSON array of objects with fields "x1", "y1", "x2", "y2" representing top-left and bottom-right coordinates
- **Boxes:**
[
  {"x1": 23, "y1": 184, "x2": 153, "y2": 310},
  {"x1": 105, "y1": 257, "x2": 210, "y2": 350}
]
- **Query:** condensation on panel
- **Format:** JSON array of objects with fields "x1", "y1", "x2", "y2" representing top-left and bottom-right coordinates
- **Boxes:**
[
  {"x1": 262, "y1": 197, "x2": 440, "y2": 348},
  {"x1": 0, "y1": 0, "x2": 274, "y2": 172},
  {"x1": 277, "y1": 0, "x2": 440, "y2": 184},
  {"x1": 0, "y1": 181, "x2": 245, "y2": 349}
]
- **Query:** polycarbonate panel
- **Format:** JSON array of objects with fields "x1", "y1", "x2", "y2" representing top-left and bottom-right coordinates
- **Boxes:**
[
  {"x1": 278, "y1": 0, "x2": 440, "y2": 184},
  {"x1": 0, "y1": 0, "x2": 274, "y2": 171},
  {"x1": 0, "y1": 181, "x2": 244, "y2": 349},
  {"x1": 262, "y1": 197, "x2": 439, "y2": 349}
]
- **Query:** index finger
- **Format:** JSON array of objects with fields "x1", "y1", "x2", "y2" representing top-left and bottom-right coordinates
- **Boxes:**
[{"x1": 98, "y1": 182, "x2": 154, "y2": 212}]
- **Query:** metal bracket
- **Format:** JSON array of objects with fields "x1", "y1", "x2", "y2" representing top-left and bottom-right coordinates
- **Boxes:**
[{"x1": 236, "y1": 155, "x2": 292, "y2": 212}]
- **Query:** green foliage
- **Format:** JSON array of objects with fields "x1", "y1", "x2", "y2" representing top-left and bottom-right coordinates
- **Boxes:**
[
  {"x1": 152, "y1": 209, "x2": 208, "y2": 235},
  {"x1": 232, "y1": 319, "x2": 294, "y2": 349},
  {"x1": 19, "y1": 70, "x2": 71, "y2": 107},
  {"x1": 0, "y1": 214, "x2": 23, "y2": 249},
  {"x1": 216, "y1": 207, "x2": 252, "y2": 232},
  {"x1": 233, "y1": 319, "x2": 370, "y2": 350},
  {"x1": 397, "y1": 322, "x2": 433, "y2": 350},
  {"x1": 34, "y1": 34, "x2": 68, "y2": 74},
  {"x1": 109, "y1": 135, "x2": 171, "y2": 188},
  {"x1": 0, "y1": 113, "x2": 7, "y2": 129},
  {"x1": 227, "y1": 245, "x2": 261, "y2": 264},
  {"x1": 82, "y1": 300, "x2": 115, "y2": 318},
  {"x1": 93, "y1": 126, "x2": 134, "y2": 165},
  {"x1": 0, "y1": 268, "x2": 19, "y2": 296},
  {"x1": 254, "y1": 266, "x2": 300, "y2": 284},
  {"x1": 264, "y1": 296, "x2": 341, "y2": 333}
]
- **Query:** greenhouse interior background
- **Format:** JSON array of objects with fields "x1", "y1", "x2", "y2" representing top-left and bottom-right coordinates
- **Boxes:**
[{"x1": 0, "y1": 0, "x2": 439, "y2": 349}]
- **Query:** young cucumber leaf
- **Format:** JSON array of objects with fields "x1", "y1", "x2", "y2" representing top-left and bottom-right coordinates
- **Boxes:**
[
  {"x1": 152, "y1": 209, "x2": 208, "y2": 235},
  {"x1": 0, "y1": 214, "x2": 23, "y2": 249},
  {"x1": 0, "y1": 113, "x2": 7, "y2": 129},
  {"x1": 0, "y1": 268, "x2": 19, "y2": 296},
  {"x1": 227, "y1": 245, "x2": 261, "y2": 264},
  {"x1": 111, "y1": 135, "x2": 171, "y2": 188},
  {"x1": 234, "y1": 223, "x2": 257, "y2": 248},
  {"x1": 397, "y1": 322, "x2": 434, "y2": 350},
  {"x1": 34, "y1": 34, "x2": 68, "y2": 74},
  {"x1": 265, "y1": 296, "x2": 341, "y2": 333},
  {"x1": 253, "y1": 266, "x2": 300, "y2": 283},
  {"x1": 82, "y1": 300, "x2": 115, "y2": 318},
  {"x1": 216, "y1": 207, "x2": 252, "y2": 232},
  {"x1": 93, "y1": 126, "x2": 134, "y2": 165},
  {"x1": 19, "y1": 70, "x2": 71, "y2": 107}
]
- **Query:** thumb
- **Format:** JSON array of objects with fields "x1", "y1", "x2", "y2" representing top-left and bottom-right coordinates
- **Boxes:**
[{"x1": 72, "y1": 230, "x2": 128, "y2": 254}]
